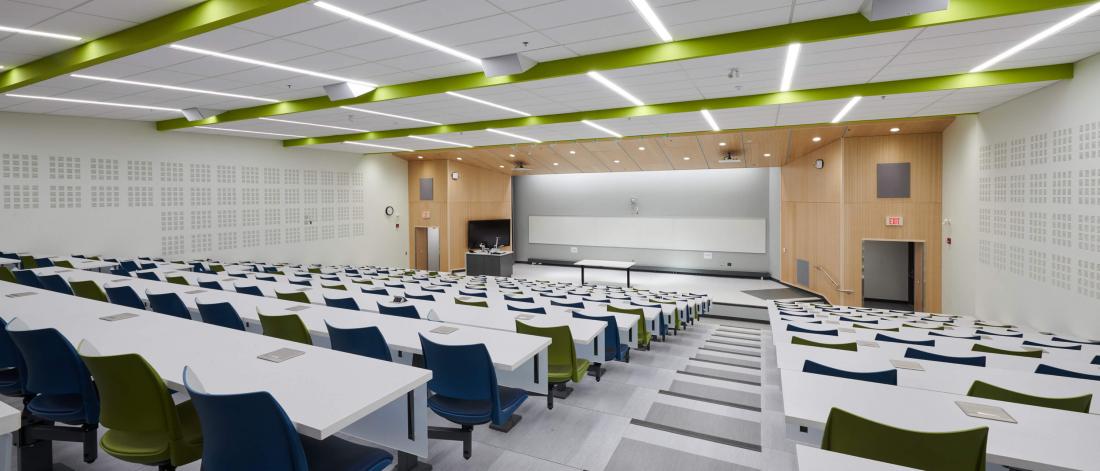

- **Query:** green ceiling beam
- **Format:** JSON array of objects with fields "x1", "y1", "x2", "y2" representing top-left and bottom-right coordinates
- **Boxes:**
[
  {"x1": 157, "y1": 0, "x2": 1090, "y2": 131},
  {"x1": 0, "y1": 0, "x2": 308, "y2": 94},
  {"x1": 283, "y1": 63, "x2": 1072, "y2": 147}
]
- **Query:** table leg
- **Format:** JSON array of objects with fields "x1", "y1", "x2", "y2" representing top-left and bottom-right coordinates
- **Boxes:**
[
  {"x1": 626, "y1": 268, "x2": 631, "y2": 287},
  {"x1": 580, "y1": 266, "x2": 585, "y2": 285}
]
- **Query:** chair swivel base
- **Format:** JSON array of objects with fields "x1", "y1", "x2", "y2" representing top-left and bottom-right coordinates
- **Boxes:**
[
  {"x1": 488, "y1": 413, "x2": 523, "y2": 433},
  {"x1": 17, "y1": 418, "x2": 98, "y2": 471},
  {"x1": 586, "y1": 363, "x2": 606, "y2": 382},
  {"x1": 396, "y1": 451, "x2": 433, "y2": 471},
  {"x1": 429, "y1": 424, "x2": 474, "y2": 460},
  {"x1": 552, "y1": 383, "x2": 574, "y2": 399}
]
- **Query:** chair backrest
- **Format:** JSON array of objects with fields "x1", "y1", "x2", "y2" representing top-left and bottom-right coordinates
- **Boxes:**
[
  {"x1": 572, "y1": 311, "x2": 620, "y2": 353},
  {"x1": 1022, "y1": 340, "x2": 1081, "y2": 350},
  {"x1": 12, "y1": 269, "x2": 42, "y2": 288},
  {"x1": 1034, "y1": 364, "x2": 1100, "y2": 381},
  {"x1": 874, "y1": 333, "x2": 936, "y2": 347},
  {"x1": 419, "y1": 335, "x2": 505, "y2": 421},
  {"x1": 455, "y1": 297, "x2": 489, "y2": 308},
  {"x1": 235, "y1": 284, "x2": 264, "y2": 296},
  {"x1": 289, "y1": 279, "x2": 312, "y2": 286},
  {"x1": 105, "y1": 285, "x2": 146, "y2": 310},
  {"x1": 377, "y1": 303, "x2": 420, "y2": 319},
  {"x1": 275, "y1": 291, "x2": 310, "y2": 304},
  {"x1": 183, "y1": 367, "x2": 310, "y2": 471},
  {"x1": 0, "y1": 318, "x2": 25, "y2": 394},
  {"x1": 198, "y1": 280, "x2": 223, "y2": 290},
  {"x1": 821, "y1": 408, "x2": 987, "y2": 471},
  {"x1": 38, "y1": 274, "x2": 73, "y2": 295},
  {"x1": 79, "y1": 345, "x2": 188, "y2": 463},
  {"x1": 7, "y1": 322, "x2": 99, "y2": 423},
  {"x1": 802, "y1": 360, "x2": 897, "y2": 385},
  {"x1": 504, "y1": 294, "x2": 534, "y2": 303},
  {"x1": 0, "y1": 266, "x2": 16, "y2": 283},
  {"x1": 786, "y1": 324, "x2": 839, "y2": 336},
  {"x1": 165, "y1": 275, "x2": 190, "y2": 286},
  {"x1": 791, "y1": 336, "x2": 858, "y2": 351},
  {"x1": 515, "y1": 321, "x2": 578, "y2": 376},
  {"x1": 209, "y1": 264, "x2": 225, "y2": 273},
  {"x1": 20, "y1": 256, "x2": 37, "y2": 269},
  {"x1": 321, "y1": 283, "x2": 346, "y2": 291},
  {"x1": 323, "y1": 296, "x2": 360, "y2": 311},
  {"x1": 140, "y1": 263, "x2": 158, "y2": 270},
  {"x1": 406, "y1": 293, "x2": 435, "y2": 301},
  {"x1": 326, "y1": 324, "x2": 392, "y2": 362},
  {"x1": 362, "y1": 286, "x2": 389, "y2": 295},
  {"x1": 118, "y1": 260, "x2": 141, "y2": 273},
  {"x1": 147, "y1": 292, "x2": 191, "y2": 319},
  {"x1": 197, "y1": 301, "x2": 246, "y2": 331},
  {"x1": 53, "y1": 260, "x2": 75, "y2": 269},
  {"x1": 71, "y1": 279, "x2": 109, "y2": 302},
  {"x1": 135, "y1": 271, "x2": 160, "y2": 281},
  {"x1": 259, "y1": 313, "x2": 312, "y2": 345},
  {"x1": 551, "y1": 300, "x2": 584, "y2": 309},
  {"x1": 967, "y1": 380, "x2": 1091, "y2": 413},
  {"x1": 971, "y1": 343, "x2": 1042, "y2": 358},
  {"x1": 507, "y1": 304, "x2": 546, "y2": 314},
  {"x1": 904, "y1": 347, "x2": 986, "y2": 367}
]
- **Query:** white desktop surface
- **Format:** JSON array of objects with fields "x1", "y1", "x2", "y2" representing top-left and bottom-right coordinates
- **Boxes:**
[{"x1": 574, "y1": 260, "x2": 637, "y2": 269}]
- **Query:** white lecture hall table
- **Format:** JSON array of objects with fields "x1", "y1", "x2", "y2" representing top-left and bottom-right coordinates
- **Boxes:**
[
  {"x1": 574, "y1": 259, "x2": 637, "y2": 287},
  {"x1": 795, "y1": 444, "x2": 918, "y2": 471},
  {"x1": 0, "y1": 401, "x2": 17, "y2": 471},
  {"x1": 0, "y1": 258, "x2": 16, "y2": 269},
  {"x1": 31, "y1": 267, "x2": 554, "y2": 396},
  {"x1": 0, "y1": 281, "x2": 434, "y2": 468}
]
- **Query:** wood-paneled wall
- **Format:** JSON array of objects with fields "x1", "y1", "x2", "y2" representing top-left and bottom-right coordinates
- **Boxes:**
[
  {"x1": 781, "y1": 133, "x2": 943, "y2": 311},
  {"x1": 407, "y1": 159, "x2": 512, "y2": 272}
]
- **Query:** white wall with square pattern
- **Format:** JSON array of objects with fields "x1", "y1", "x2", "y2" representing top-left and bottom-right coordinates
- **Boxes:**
[{"x1": 0, "y1": 112, "x2": 408, "y2": 267}]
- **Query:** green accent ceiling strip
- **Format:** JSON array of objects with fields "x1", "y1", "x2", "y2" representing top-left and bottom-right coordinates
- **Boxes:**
[
  {"x1": 283, "y1": 64, "x2": 1072, "y2": 147},
  {"x1": 0, "y1": 0, "x2": 308, "y2": 94},
  {"x1": 156, "y1": 0, "x2": 1091, "y2": 131}
]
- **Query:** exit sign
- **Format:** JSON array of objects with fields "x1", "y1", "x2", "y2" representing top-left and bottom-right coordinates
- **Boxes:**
[{"x1": 886, "y1": 216, "x2": 904, "y2": 226}]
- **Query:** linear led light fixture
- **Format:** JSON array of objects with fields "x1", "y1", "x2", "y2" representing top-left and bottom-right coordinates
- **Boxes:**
[
  {"x1": 199, "y1": 127, "x2": 305, "y2": 138},
  {"x1": 343, "y1": 141, "x2": 414, "y2": 152},
  {"x1": 71, "y1": 74, "x2": 278, "y2": 103},
  {"x1": 408, "y1": 135, "x2": 472, "y2": 148},
  {"x1": 780, "y1": 43, "x2": 801, "y2": 92},
  {"x1": 339, "y1": 106, "x2": 441, "y2": 125},
  {"x1": 314, "y1": 1, "x2": 482, "y2": 65},
  {"x1": 582, "y1": 120, "x2": 623, "y2": 138},
  {"x1": 587, "y1": 71, "x2": 644, "y2": 106},
  {"x1": 4, "y1": 93, "x2": 181, "y2": 112},
  {"x1": 628, "y1": 0, "x2": 672, "y2": 42},
  {"x1": 170, "y1": 44, "x2": 377, "y2": 89},
  {"x1": 700, "y1": 109, "x2": 720, "y2": 131},
  {"x1": 831, "y1": 96, "x2": 862, "y2": 123},
  {"x1": 446, "y1": 91, "x2": 530, "y2": 116},
  {"x1": 486, "y1": 128, "x2": 542, "y2": 143},
  {"x1": 971, "y1": 1, "x2": 1100, "y2": 72},
  {"x1": 258, "y1": 117, "x2": 369, "y2": 132},
  {"x1": 0, "y1": 25, "x2": 81, "y2": 41}
]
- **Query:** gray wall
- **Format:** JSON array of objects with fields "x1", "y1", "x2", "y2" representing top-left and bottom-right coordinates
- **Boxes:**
[
  {"x1": 512, "y1": 168, "x2": 774, "y2": 273},
  {"x1": 862, "y1": 241, "x2": 910, "y2": 301}
]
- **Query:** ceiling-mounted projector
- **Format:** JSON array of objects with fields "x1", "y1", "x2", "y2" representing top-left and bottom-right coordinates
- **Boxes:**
[{"x1": 718, "y1": 151, "x2": 742, "y2": 164}]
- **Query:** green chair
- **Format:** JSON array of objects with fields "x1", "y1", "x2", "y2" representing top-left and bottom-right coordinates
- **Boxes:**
[
  {"x1": 321, "y1": 283, "x2": 347, "y2": 291},
  {"x1": 455, "y1": 298, "x2": 489, "y2": 308},
  {"x1": 967, "y1": 380, "x2": 1091, "y2": 413},
  {"x1": 78, "y1": 343, "x2": 203, "y2": 470},
  {"x1": 0, "y1": 266, "x2": 15, "y2": 283},
  {"x1": 822, "y1": 408, "x2": 987, "y2": 471},
  {"x1": 903, "y1": 323, "x2": 945, "y2": 330},
  {"x1": 608, "y1": 305, "x2": 649, "y2": 350},
  {"x1": 275, "y1": 291, "x2": 311, "y2": 304},
  {"x1": 259, "y1": 313, "x2": 312, "y2": 345},
  {"x1": 71, "y1": 280, "x2": 109, "y2": 303},
  {"x1": 650, "y1": 299, "x2": 681, "y2": 332},
  {"x1": 208, "y1": 264, "x2": 225, "y2": 273},
  {"x1": 307, "y1": 267, "x2": 322, "y2": 274},
  {"x1": 791, "y1": 335, "x2": 858, "y2": 351},
  {"x1": 19, "y1": 255, "x2": 37, "y2": 269},
  {"x1": 854, "y1": 324, "x2": 900, "y2": 332},
  {"x1": 165, "y1": 276, "x2": 190, "y2": 286},
  {"x1": 54, "y1": 260, "x2": 75, "y2": 269},
  {"x1": 515, "y1": 321, "x2": 588, "y2": 409},
  {"x1": 971, "y1": 343, "x2": 1043, "y2": 358},
  {"x1": 352, "y1": 278, "x2": 374, "y2": 285}
]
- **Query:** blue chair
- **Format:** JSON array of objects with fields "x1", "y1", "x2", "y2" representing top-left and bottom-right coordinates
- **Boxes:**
[
  {"x1": 1035, "y1": 364, "x2": 1100, "y2": 381},
  {"x1": 787, "y1": 324, "x2": 839, "y2": 336},
  {"x1": 1023, "y1": 340, "x2": 1082, "y2": 350},
  {"x1": 779, "y1": 311, "x2": 814, "y2": 318},
  {"x1": 1093, "y1": 355, "x2": 1100, "y2": 366},
  {"x1": 541, "y1": 293, "x2": 566, "y2": 299},
  {"x1": 362, "y1": 287, "x2": 389, "y2": 296},
  {"x1": 418, "y1": 335, "x2": 527, "y2": 459},
  {"x1": 583, "y1": 298, "x2": 610, "y2": 304},
  {"x1": 289, "y1": 279, "x2": 312, "y2": 286},
  {"x1": 228, "y1": 273, "x2": 249, "y2": 279},
  {"x1": 573, "y1": 312, "x2": 630, "y2": 377},
  {"x1": 7, "y1": 321, "x2": 99, "y2": 463},
  {"x1": 406, "y1": 293, "x2": 435, "y2": 301},
  {"x1": 197, "y1": 301, "x2": 246, "y2": 331},
  {"x1": 1052, "y1": 337, "x2": 1100, "y2": 345},
  {"x1": 139, "y1": 263, "x2": 157, "y2": 270},
  {"x1": 12, "y1": 269, "x2": 42, "y2": 289},
  {"x1": 904, "y1": 347, "x2": 986, "y2": 367},
  {"x1": 34, "y1": 257, "x2": 54, "y2": 268},
  {"x1": 113, "y1": 260, "x2": 141, "y2": 275},
  {"x1": 198, "y1": 280, "x2": 223, "y2": 290},
  {"x1": 976, "y1": 329, "x2": 1023, "y2": 338},
  {"x1": 38, "y1": 273, "x2": 73, "y2": 295},
  {"x1": 507, "y1": 304, "x2": 546, "y2": 314},
  {"x1": 384, "y1": 282, "x2": 404, "y2": 288},
  {"x1": 504, "y1": 295, "x2": 535, "y2": 303},
  {"x1": 325, "y1": 324, "x2": 392, "y2": 362},
  {"x1": 104, "y1": 285, "x2": 145, "y2": 310},
  {"x1": 377, "y1": 303, "x2": 420, "y2": 319},
  {"x1": 874, "y1": 334, "x2": 935, "y2": 347},
  {"x1": 255, "y1": 275, "x2": 277, "y2": 282},
  {"x1": 0, "y1": 318, "x2": 25, "y2": 397},
  {"x1": 839, "y1": 316, "x2": 878, "y2": 324},
  {"x1": 319, "y1": 275, "x2": 340, "y2": 281},
  {"x1": 422, "y1": 287, "x2": 446, "y2": 293},
  {"x1": 147, "y1": 292, "x2": 191, "y2": 320},
  {"x1": 183, "y1": 367, "x2": 393, "y2": 471},
  {"x1": 190, "y1": 262, "x2": 206, "y2": 272},
  {"x1": 324, "y1": 297, "x2": 361, "y2": 311},
  {"x1": 263, "y1": 266, "x2": 280, "y2": 273},
  {"x1": 929, "y1": 331, "x2": 981, "y2": 340},
  {"x1": 135, "y1": 271, "x2": 160, "y2": 281},
  {"x1": 803, "y1": 360, "x2": 897, "y2": 385},
  {"x1": 459, "y1": 290, "x2": 487, "y2": 298},
  {"x1": 551, "y1": 300, "x2": 584, "y2": 309},
  {"x1": 236, "y1": 285, "x2": 264, "y2": 297}
]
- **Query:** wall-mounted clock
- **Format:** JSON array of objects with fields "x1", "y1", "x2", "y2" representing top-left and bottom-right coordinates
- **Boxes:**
[{"x1": 385, "y1": 205, "x2": 395, "y2": 216}]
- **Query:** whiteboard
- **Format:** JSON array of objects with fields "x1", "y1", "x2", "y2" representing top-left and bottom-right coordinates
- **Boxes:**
[{"x1": 528, "y1": 216, "x2": 766, "y2": 253}]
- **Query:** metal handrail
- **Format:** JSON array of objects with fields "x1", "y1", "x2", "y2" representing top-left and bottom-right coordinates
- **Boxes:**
[{"x1": 815, "y1": 265, "x2": 855, "y2": 294}]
